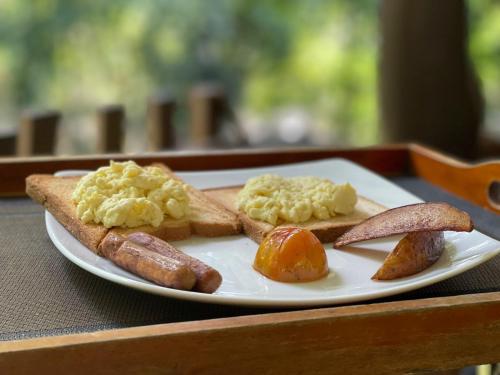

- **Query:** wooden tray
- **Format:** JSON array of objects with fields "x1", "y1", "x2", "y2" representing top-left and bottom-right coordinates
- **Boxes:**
[{"x1": 0, "y1": 143, "x2": 499, "y2": 374}]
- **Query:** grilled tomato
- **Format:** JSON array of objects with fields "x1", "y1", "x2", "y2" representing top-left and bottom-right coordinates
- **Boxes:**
[{"x1": 253, "y1": 227, "x2": 328, "y2": 282}]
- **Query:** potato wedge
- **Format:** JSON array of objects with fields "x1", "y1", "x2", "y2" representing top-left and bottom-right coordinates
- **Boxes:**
[
  {"x1": 333, "y1": 202, "x2": 473, "y2": 280},
  {"x1": 334, "y1": 202, "x2": 472, "y2": 248},
  {"x1": 372, "y1": 231, "x2": 444, "y2": 280}
]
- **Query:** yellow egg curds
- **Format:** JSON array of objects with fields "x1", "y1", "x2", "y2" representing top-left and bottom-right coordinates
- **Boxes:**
[
  {"x1": 72, "y1": 161, "x2": 189, "y2": 228},
  {"x1": 237, "y1": 174, "x2": 357, "y2": 225}
]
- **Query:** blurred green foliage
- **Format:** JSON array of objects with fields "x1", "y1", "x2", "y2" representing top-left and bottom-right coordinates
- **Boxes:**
[
  {"x1": 0, "y1": 0, "x2": 379, "y2": 152},
  {"x1": 0, "y1": 1, "x2": 497, "y2": 152}
]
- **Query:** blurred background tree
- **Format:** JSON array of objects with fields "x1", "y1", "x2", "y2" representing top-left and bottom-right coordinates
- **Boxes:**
[{"x1": 0, "y1": 0, "x2": 497, "y2": 154}]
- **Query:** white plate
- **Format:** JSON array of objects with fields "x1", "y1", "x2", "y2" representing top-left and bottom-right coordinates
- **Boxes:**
[{"x1": 46, "y1": 158, "x2": 500, "y2": 307}]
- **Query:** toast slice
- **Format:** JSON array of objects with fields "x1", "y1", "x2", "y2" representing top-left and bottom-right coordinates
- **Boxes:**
[
  {"x1": 153, "y1": 164, "x2": 242, "y2": 237},
  {"x1": 26, "y1": 175, "x2": 110, "y2": 252},
  {"x1": 204, "y1": 186, "x2": 387, "y2": 244},
  {"x1": 26, "y1": 165, "x2": 241, "y2": 255}
]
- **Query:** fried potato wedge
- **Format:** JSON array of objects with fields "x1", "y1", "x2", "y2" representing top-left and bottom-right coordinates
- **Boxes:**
[
  {"x1": 333, "y1": 202, "x2": 473, "y2": 248},
  {"x1": 372, "y1": 231, "x2": 444, "y2": 280},
  {"x1": 333, "y1": 202, "x2": 473, "y2": 280}
]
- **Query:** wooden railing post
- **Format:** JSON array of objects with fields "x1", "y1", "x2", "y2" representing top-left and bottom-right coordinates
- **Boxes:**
[
  {"x1": 188, "y1": 83, "x2": 226, "y2": 148},
  {"x1": 96, "y1": 105, "x2": 124, "y2": 154},
  {"x1": 16, "y1": 110, "x2": 60, "y2": 156},
  {"x1": 0, "y1": 131, "x2": 16, "y2": 156},
  {"x1": 379, "y1": 0, "x2": 483, "y2": 159},
  {"x1": 147, "y1": 95, "x2": 176, "y2": 151}
]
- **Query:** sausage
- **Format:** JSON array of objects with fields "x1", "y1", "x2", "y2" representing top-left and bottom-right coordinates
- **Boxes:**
[
  {"x1": 99, "y1": 232, "x2": 126, "y2": 257},
  {"x1": 100, "y1": 233, "x2": 196, "y2": 291},
  {"x1": 127, "y1": 232, "x2": 222, "y2": 294}
]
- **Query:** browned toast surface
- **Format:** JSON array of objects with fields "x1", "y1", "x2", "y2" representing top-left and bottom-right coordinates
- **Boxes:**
[
  {"x1": 26, "y1": 167, "x2": 241, "y2": 254},
  {"x1": 26, "y1": 175, "x2": 109, "y2": 252},
  {"x1": 205, "y1": 186, "x2": 387, "y2": 243},
  {"x1": 153, "y1": 163, "x2": 241, "y2": 237}
]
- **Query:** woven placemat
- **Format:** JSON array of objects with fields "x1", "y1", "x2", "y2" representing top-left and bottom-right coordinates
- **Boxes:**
[{"x1": 0, "y1": 177, "x2": 498, "y2": 341}]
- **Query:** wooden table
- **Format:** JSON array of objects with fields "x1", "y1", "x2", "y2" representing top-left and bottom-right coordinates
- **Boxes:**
[{"x1": 0, "y1": 143, "x2": 498, "y2": 374}]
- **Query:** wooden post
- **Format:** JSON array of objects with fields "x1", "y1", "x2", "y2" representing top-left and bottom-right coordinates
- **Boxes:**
[
  {"x1": 96, "y1": 105, "x2": 124, "y2": 154},
  {"x1": 0, "y1": 131, "x2": 16, "y2": 156},
  {"x1": 188, "y1": 83, "x2": 226, "y2": 148},
  {"x1": 147, "y1": 95, "x2": 176, "y2": 151},
  {"x1": 379, "y1": 0, "x2": 483, "y2": 159},
  {"x1": 16, "y1": 110, "x2": 60, "y2": 156}
]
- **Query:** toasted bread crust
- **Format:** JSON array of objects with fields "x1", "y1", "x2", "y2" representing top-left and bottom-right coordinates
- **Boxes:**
[
  {"x1": 25, "y1": 175, "x2": 47, "y2": 206},
  {"x1": 26, "y1": 175, "x2": 109, "y2": 253},
  {"x1": 237, "y1": 212, "x2": 273, "y2": 244},
  {"x1": 110, "y1": 219, "x2": 192, "y2": 242},
  {"x1": 25, "y1": 165, "x2": 242, "y2": 254},
  {"x1": 154, "y1": 164, "x2": 241, "y2": 237},
  {"x1": 188, "y1": 187, "x2": 241, "y2": 236},
  {"x1": 205, "y1": 186, "x2": 387, "y2": 244}
]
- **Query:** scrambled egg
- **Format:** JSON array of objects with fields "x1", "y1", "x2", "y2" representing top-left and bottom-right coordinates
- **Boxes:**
[
  {"x1": 237, "y1": 174, "x2": 357, "y2": 225},
  {"x1": 72, "y1": 161, "x2": 189, "y2": 228}
]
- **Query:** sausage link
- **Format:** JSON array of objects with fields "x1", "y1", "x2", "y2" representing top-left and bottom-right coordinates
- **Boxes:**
[
  {"x1": 101, "y1": 235, "x2": 196, "y2": 290},
  {"x1": 127, "y1": 232, "x2": 222, "y2": 294},
  {"x1": 98, "y1": 232, "x2": 126, "y2": 258}
]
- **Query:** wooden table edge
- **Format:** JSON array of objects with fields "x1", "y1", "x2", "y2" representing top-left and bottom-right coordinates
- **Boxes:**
[{"x1": 0, "y1": 291, "x2": 499, "y2": 373}]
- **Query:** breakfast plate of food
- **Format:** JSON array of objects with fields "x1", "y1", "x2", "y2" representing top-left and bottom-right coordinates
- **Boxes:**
[{"x1": 27, "y1": 158, "x2": 500, "y2": 307}]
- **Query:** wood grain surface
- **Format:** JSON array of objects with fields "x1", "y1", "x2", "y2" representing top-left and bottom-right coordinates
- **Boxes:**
[
  {"x1": 380, "y1": 0, "x2": 482, "y2": 160},
  {"x1": 410, "y1": 144, "x2": 500, "y2": 214},
  {"x1": 0, "y1": 131, "x2": 16, "y2": 156},
  {"x1": 96, "y1": 105, "x2": 124, "y2": 154},
  {"x1": 0, "y1": 144, "x2": 409, "y2": 197},
  {"x1": 147, "y1": 95, "x2": 176, "y2": 151},
  {"x1": 16, "y1": 110, "x2": 60, "y2": 156},
  {"x1": 0, "y1": 292, "x2": 498, "y2": 374}
]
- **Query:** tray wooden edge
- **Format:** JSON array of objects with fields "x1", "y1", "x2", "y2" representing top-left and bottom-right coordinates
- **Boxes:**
[
  {"x1": 1, "y1": 143, "x2": 498, "y2": 213},
  {"x1": 409, "y1": 144, "x2": 500, "y2": 214},
  {"x1": 0, "y1": 143, "x2": 410, "y2": 197},
  {"x1": 0, "y1": 291, "x2": 499, "y2": 373}
]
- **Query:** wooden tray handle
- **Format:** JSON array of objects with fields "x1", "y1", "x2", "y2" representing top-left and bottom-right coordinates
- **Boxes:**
[{"x1": 410, "y1": 144, "x2": 500, "y2": 214}]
